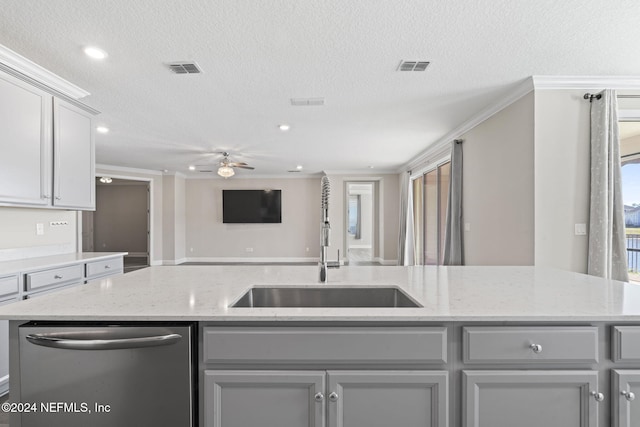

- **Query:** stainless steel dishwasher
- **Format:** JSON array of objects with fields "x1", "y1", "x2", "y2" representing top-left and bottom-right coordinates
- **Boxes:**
[{"x1": 18, "y1": 322, "x2": 195, "y2": 427}]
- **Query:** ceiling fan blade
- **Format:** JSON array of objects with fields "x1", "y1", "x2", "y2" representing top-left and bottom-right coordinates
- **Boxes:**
[
  {"x1": 227, "y1": 162, "x2": 249, "y2": 167},
  {"x1": 233, "y1": 165, "x2": 255, "y2": 170}
]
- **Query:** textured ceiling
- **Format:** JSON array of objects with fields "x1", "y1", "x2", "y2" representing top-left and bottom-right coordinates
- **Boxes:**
[{"x1": 1, "y1": 0, "x2": 639, "y2": 176}]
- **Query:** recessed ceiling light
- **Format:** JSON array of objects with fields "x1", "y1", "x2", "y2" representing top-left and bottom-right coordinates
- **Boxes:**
[
  {"x1": 368, "y1": 165, "x2": 375, "y2": 169},
  {"x1": 296, "y1": 165, "x2": 303, "y2": 170},
  {"x1": 84, "y1": 46, "x2": 108, "y2": 60},
  {"x1": 96, "y1": 126, "x2": 109, "y2": 134},
  {"x1": 188, "y1": 165, "x2": 196, "y2": 171},
  {"x1": 99, "y1": 177, "x2": 112, "y2": 184},
  {"x1": 279, "y1": 124, "x2": 290, "y2": 131}
]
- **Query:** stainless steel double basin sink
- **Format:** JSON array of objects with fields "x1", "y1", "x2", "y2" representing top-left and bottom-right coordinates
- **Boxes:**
[{"x1": 230, "y1": 286, "x2": 422, "y2": 308}]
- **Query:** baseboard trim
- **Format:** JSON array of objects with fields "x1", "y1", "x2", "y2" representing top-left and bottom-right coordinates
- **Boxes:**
[
  {"x1": 0, "y1": 374, "x2": 8, "y2": 397},
  {"x1": 373, "y1": 258, "x2": 398, "y2": 266},
  {"x1": 161, "y1": 258, "x2": 188, "y2": 266},
  {"x1": 348, "y1": 245, "x2": 372, "y2": 249},
  {"x1": 184, "y1": 257, "x2": 319, "y2": 264}
]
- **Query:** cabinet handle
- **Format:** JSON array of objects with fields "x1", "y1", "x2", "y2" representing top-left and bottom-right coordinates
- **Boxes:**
[
  {"x1": 43, "y1": 195, "x2": 51, "y2": 199},
  {"x1": 621, "y1": 390, "x2": 636, "y2": 402},
  {"x1": 104, "y1": 265, "x2": 111, "y2": 269},
  {"x1": 590, "y1": 391, "x2": 605, "y2": 402},
  {"x1": 314, "y1": 392, "x2": 324, "y2": 402},
  {"x1": 55, "y1": 196, "x2": 61, "y2": 200},
  {"x1": 54, "y1": 275, "x2": 63, "y2": 279},
  {"x1": 329, "y1": 392, "x2": 339, "y2": 402},
  {"x1": 529, "y1": 343, "x2": 543, "y2": 353}
]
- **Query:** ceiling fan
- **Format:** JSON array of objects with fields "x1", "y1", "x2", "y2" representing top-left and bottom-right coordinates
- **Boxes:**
[{"x1": 194, "y1": 152, "x2": 255, "y2": 178}]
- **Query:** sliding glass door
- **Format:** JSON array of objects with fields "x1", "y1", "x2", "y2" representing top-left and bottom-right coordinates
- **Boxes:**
[{"x1": 412, "y1": 161, "x2": 451, "y2": 265}]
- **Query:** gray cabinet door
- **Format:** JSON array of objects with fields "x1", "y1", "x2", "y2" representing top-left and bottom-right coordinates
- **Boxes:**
[
  {"x1": 463, "y1": 370, "x2": 599, "y2": 427},
  {"x1": 0, "y1": 71, "x2": 52, "y2": 206},
  {"x1": 204, "y1": 370, "x2": 325, "y2": 427},
  {"x1": 327, "y1": 371, "x2": 448, "y2": 427},
  {"x1": 53, "y1": 98, "x2": 95, "y2": 209},
  {"x1": 612, "y1": 370, "x2": 640, "y2": 427}
]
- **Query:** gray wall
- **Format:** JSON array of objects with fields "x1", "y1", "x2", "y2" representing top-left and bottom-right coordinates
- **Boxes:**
[
  {"x1": 534, "y1": 89, "x2": 591, "y2": 273},
  {"x1": 461, "y1": 92, "x2": 535, "y2": 265},
  {"x1": 185, "y1": 177, "x2": 321, "y2": 260},
  {"x1": 94, "y1": 182, "x2": 148, "y2": 253}
]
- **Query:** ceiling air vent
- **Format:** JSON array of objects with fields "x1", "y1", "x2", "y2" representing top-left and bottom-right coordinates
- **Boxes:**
[
  {"x1": 291, "y1": 97, "x2": 325, "y2": 106},
  {"x1": 397, "y1": 61, "x2": 430, "y2": 72},
  {"x1": 166, "y1": 61, "x2": 203, "y2": 74},
  {"x1": 287, "y1": 170, "x2": 301, "y2": 173}
]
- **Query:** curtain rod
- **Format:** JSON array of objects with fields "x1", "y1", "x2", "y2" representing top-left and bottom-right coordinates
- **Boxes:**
[{"x1": 584, "y1": 93, "x2": 640, "y2": 102}]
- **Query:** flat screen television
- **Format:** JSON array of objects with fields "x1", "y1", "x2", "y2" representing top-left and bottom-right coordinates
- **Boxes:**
[{"x1": 222, "y1": 190, "x2": 282, "y2": 223}]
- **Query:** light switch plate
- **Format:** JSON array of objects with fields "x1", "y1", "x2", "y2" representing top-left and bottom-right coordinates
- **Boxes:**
[
  {"x1": 464, "y1": 223, "x2": 471, "y2": 232},
  {"x1": 575, "y1": 223, "x2": 587, "y2": 235},
  {"x1": 36, "y1": 223, "x2": 44, "y2": 235}
]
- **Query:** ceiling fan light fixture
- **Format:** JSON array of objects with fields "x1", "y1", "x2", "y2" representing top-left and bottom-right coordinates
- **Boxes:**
[{"x1": 217, "y1": 166, "x2": 235, "y2": 178}]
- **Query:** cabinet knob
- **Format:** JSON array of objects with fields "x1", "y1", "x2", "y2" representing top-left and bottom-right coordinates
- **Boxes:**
[
  {"x1": 529, "y1": 343, "x2": 543, "y2": 353},
  {"x1": 55, "y1": 196, "x2": 61, "y2": 200},
  {"x1": 43, "y1": 195, "x2": 51, "y2": 199},
  {"x1": 590, "y1": 391, "x2": 605, "y2": 402},
  {"x1": 314, "y1": 392, "x2": 324, "y2": 402},
  {"x1": 329, "y1": 392, "x2": 339, "y2": 402},
  {"x1": 104, "y1": 265, "x2": 111, "y2": 269},
  {"x1": 54, "y1": 275, "x2": 63, "y2": 279},
  {"x1": 621, "y1": 390, "x2": 636, "y2": 402}
]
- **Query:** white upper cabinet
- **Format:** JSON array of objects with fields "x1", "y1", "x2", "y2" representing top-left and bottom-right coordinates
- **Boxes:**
[
  {"x1": 0, "y1": 70, "x2": 95, "y2": 210},
  {"x1": 0, "y1": 71, "x2": 52, "y2": 206},
  {"x1": 53, "y1": 98, "x2": 95, "y2": 210}
]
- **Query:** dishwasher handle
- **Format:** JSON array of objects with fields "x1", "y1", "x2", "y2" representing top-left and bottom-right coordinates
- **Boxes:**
[{"x1": 25, "y1": 332, "x2": 182, "y2": 350}]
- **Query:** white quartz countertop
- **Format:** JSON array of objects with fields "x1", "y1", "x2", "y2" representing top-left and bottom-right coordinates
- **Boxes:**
[
  {"x1": 0, "y1": 252, "x2": 128, "y2": 276},
  {"x1": 1, "y1": 265, "x2": 640, "y2": 321}
]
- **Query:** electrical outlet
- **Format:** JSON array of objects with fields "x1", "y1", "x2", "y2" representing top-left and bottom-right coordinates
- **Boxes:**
[
  {"x1": 36, "y1": 223, "x2": 44, "y2": 235},
  {"x1": 575, "y1": 223, "x2": 587, "y2": 236},
  {"x1": 306, "y1": 247, "x2": 310, "y2": 252},
  {"x1": 245, "y1": 247, "x2": 254, "y2": 253},
  {"x1": 464, "y1": 223, "x2": 471, "y2": 232}
]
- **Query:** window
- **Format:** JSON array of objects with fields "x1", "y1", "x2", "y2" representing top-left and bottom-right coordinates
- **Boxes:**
[
  {"x1": 412, "y1": 161, "x2": 451, "y2": 265},
  {"x1": 621, "y1": 121, "x2": 640, "y2": 283}
]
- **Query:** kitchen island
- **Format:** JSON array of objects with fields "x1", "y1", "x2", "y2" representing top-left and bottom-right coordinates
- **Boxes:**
[{"x1": 1, "y1": 265, "x2": 640, "y2": 427}]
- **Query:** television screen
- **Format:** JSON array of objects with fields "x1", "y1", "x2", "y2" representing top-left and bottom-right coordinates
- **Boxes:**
[{"x1": 222, "y1": 190, "x2": 282, "y2": 223}]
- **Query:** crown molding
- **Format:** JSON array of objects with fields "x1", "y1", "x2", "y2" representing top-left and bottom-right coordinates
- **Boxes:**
[
  {"x1": 96, "y1": 163, "x2": 164, "y2": 176},
  {"x1": 532, "y1": 75, "x2": 640, "y2": 90},
  {"x1": 401, "y1": 77, "x2": 535, "y2": 173},
  {"x1": 0, "y1": 44, "x2": 90, "y2": 99},
  {"x1": 322, "y1": 169, "x2": 398, "y2": 176},
  {"x1": 186, "y1": 173, "x2": 324, "y2": 180}
]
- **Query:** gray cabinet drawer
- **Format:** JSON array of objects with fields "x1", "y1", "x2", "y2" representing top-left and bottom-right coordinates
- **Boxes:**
[
  {"x1": 25, "y1": 264, "x2": 83, "y2": 291},
  {"x1": 613, "y1": 326, "x2": 640, "y2": 362},
  {"x1": 204, "y1": 326, "x2": 447, "y2": 364},
  {"x1": 0, "y1": 275, "x2": 19, "y2": 300},
  {"x1": 86, "y1": 257, "x2": 123, "y2": 280},
  {"x1": 463, "y1": 326, "x2": 599, "y2": 364}
]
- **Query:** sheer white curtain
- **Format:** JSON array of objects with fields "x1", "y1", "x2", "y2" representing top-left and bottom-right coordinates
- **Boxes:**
[
  {"x1": 397, "y1": 171, "x2": 415, "y2": 266},
  {"x1": 587, "y1": 89, "x2": 628, "y2": 281},
  {"x1": 443, "y1": 140, "x2": 463, "y2": 265}
]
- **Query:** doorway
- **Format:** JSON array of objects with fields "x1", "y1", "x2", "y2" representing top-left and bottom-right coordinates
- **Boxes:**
[
  {"x1": 345, "y1": 182, "x2": 375, "y2": 264},
  {"x1": 83, "y1": 177, "x2": 150, "y2": 273}
]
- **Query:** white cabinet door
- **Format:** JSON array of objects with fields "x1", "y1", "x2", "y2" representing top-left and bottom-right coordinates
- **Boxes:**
[
  {"x1": 327, "y1": 371, "x2": 448, "y2": 427},
  {"x1": 612, "y1": 370, "x2": 640, "y2": 427},
  {"x1": 204, "y1": 370, "x2": 325, "y2": 427},
  {"x1": 53, "y1": 98, "x2": 95, "y2": 210},
  {"x1": 0, "y1": 72, "x2": 52, "y2": 206},
  {"x1": 463, "y1": 370, "x2": 600, "y2": 427}
]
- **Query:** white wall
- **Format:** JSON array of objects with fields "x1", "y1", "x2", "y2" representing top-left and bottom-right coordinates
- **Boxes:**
[
  {"x1": 0, "y1": 207, "x2": 77, "y2": 261},
  {"x1": 534, "y1": 89, "x2": 591, "y2": 273},
  {"x1": 184, "y1": 177, "x2": 321, "y2": 261},
  {"x1": 461, "y1": 92, "x2": 535, "y2": 265}
]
